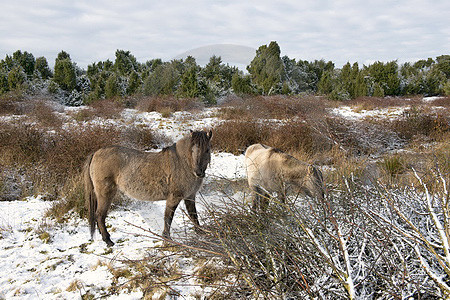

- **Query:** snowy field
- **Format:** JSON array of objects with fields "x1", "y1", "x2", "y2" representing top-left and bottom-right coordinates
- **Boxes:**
[
  {"x1": 0, "y1": 106, "x2": 246, "y2": 299},
  {"x1": 0, "y1": 97, "x2": 446, "y2": 298}
]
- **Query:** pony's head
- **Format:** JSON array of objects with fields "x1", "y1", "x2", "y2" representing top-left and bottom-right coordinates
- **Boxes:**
[{"x1": 189, "y1": 130, "x2": 212, "y2": 178}]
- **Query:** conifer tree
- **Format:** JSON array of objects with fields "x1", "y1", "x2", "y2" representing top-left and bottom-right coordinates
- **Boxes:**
[
  {"x1": 247, "y1": 41, "x2": 285, "y2": 95},
  {"x1": 53, "y1": 51, "x2": 76, "y2": 91}
]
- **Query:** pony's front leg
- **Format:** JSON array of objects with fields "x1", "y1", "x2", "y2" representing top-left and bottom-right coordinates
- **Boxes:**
[
  {"x1": 163, "y1": 194, "x2": 182, "y2": 239},
  {"x1": 185, "y1": 196, "x2": 202, "y2": 233}
]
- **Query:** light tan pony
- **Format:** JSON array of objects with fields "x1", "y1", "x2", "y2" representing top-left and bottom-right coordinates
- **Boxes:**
[
  {"x1": 84, "y1": 130, "x2": 212, "y2": 246},
  {"x1": 245, "y1": 143, "x2": 324, "y2": 210}
]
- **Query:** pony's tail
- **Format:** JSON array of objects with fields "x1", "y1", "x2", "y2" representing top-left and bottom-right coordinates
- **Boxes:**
[{"x1": 83, "y1": 152, "x2": 97, "y2": 240}]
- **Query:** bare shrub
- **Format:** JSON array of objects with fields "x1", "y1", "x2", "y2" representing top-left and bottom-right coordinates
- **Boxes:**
[
  {"x1": 218, "y1": 95, "x2": 328, "y2": 120},
  {"x1": 0, "y1": 94, "x2": 24, "y2": 115},
  {"x1": 136, "y1": 96, "x2": 203, "y2": 113},
  {"x1": 44, "y1": 125, "x2": 122, "y2": 180},
  {"x1": 185, "y1": 178, "x2": 420, "y2": 299},
  {"x1": 28, "y1": 100, "x2": 63, "y2": 128},
  {"x1": 427, "y1": 96, "x2": 450, "y2": 107},
  {"x1": 326, "y1": 117, "x2": 404, "y2": 156},
  {"x1": 389, "y1": 107, "x2": 449, "y2": 141},
  {"x1": 213, "y1": 119, "x2": 332, "y2": 156},
  {"x1": 0, "y1": 123, "x2": 47, "y2": 165},
  {"x1": 212, "y1": 119, "x2": 268, "y2": 154},
  {"x1": 120, "y1": 125, "x2": 169, "y2": 150},
  {"x1": 90, "y1": 98, "x2": 124, "y2": 119},
  {"x1": 347, "y1": 96, "x2": 423, "y2": 110}
]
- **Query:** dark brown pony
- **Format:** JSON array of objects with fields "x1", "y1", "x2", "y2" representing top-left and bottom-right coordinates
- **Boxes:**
[{"x1": 84, "y1": 130, "x2": 212, "y2": 246}]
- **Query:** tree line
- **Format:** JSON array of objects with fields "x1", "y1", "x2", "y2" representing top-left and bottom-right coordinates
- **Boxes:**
[{"x1": 1, "y1": 42, "x2": 449, "y2": 105}]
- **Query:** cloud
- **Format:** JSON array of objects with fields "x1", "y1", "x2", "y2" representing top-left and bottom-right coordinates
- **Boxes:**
[{"x1": 0, "y1": 0, "x2": 448, "y2": 68}]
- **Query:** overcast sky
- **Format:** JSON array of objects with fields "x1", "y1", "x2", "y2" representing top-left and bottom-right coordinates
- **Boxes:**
[{"x1": 1, "y1": 0, "x2": 449, "y2": 69}]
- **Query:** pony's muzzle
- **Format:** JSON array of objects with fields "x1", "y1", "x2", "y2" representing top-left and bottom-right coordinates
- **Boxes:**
[{"x1": 195, "y1": 171, "x2": 206, "y2": 178}]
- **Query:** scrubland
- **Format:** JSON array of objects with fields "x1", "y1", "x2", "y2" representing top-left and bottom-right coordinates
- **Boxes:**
[{"x1": 0, "y1": 94, "x2": 449, "y2": 299}]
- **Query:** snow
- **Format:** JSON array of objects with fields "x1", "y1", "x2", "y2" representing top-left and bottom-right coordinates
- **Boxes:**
[
  {"x1": 0, "y1": 149, "x2": 246, "y2": 299},
  {"x1": 3, "y1": 98, "x2": 444, "y2": 298},
  {"x1": 330, "y1": 106, "x2": 408, "y2": 121}
]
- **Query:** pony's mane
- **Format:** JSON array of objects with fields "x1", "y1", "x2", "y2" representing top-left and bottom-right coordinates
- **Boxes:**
[{"x1": 190, "y1": 131, "x2": 210, "y2": 150}]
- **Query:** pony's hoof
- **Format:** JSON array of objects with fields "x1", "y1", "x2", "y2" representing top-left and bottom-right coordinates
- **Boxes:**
[{"x1": 105, "y1": 240, "x2": 115, "y2": 247}]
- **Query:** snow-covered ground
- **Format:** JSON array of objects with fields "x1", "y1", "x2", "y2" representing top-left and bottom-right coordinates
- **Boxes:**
[
  {"x1": 0, "y1": 153, "x2": 246, "y2": 299},
  {"x1": 1, "y1": 98, "x2": 446, "y2": 298},
  {"x1": 0, "y1": 106, "x2": 247, "y2": 299}
]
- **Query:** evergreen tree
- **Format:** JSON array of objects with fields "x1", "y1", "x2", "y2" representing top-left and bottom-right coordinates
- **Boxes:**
[
  {"x1": 179, "y1": 67, "x2": 199, "y2": 98},
  {"x1": 318, "y1": 70, "x2": 334, "y2": 95},
  {"x1": 247, "y1": 41, "x2": 285, "y2": 95},
  {"x1": 143, "y1": 61, "x2": 180, "y2": 96},
  {"x1": 126, "y1": 71, "x2": 141, "y2": 95},
  {"x1": 12, "y1": 50, "x2": 35, "y2": 78},
  {"x1": 365, "y1": 61, "x2": 400, "y2": 96},
  {"x1": 436, "y1": 55, "x2": 450, "y2": 78},
  {"x1": 105, "y1": 73, "x2": 120, "y2": 98},
  {"x1": 231, "y1": 73, "x2": 253, "y2": 95},
  {"x1": 0, "y1": 71, "x2": 9, "y2": 93},
  {"x1": 35, "y1": 57, "x2": 52, "y2": 79},
  {"x1": 54, "y1": 51, "x2": 76, "y2": 91},
  {"x1": 7, "y1": 65, "x2": 27, "y2": 90},
  {"x1": 114, "y1": 50, "x2": 139, "y2": 76}
]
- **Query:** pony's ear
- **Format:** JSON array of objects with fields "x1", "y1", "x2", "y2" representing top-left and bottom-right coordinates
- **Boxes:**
[{"x1": 207, "y1": 129, "x2": 213, "y2": 140}]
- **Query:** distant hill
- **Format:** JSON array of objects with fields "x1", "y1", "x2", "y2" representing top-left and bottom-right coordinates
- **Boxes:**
[{"x1": 174, "y1": 44, "x2": 256, "y2": 71}]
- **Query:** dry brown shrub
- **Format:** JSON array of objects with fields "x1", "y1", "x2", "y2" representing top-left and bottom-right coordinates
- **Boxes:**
[
  {"x1": 120, "y1": 125, "x2": 169, "y2": 150},
  {"x1": 0, "y1": 94, "x2": 22, "y2": 115},
  {"x1": 430, "y1": 96, "x2": 450, "y2": 107},
  {"x1": 0, "y1": 123, "x2": 47, "y2": 165},
  {"x1": 347, "y1": 96, "x2": 423, "y2": 110},
  {"x1": 45, "y1": 125, "x2": 122, "y2": 179},
  {"x1": 219, "y1": 95, "x2": 328, "y2": 120},
  {"x1": 212, "y1": 119, "x2": 267, "y2": 154},
  {"x1": 136, "y1": 96, "x2": 203, "y2": 113},
  {"x1": 90, "y1": 99, "x2": 124, "y2": 119},
  {"x1": 389, "y1": 107, "x2": 449, "y2": 141},
  {"x1": 29, "y1": 101, "x2": 63, "y2": 128},
  {"x1": 212, "y1": 119, "x2": 332, "y2": 156}
]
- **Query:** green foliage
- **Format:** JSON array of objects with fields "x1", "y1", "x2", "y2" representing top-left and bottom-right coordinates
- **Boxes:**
[
  {"x1": 13, "y1": 50, "x2": 35, "y2": 78},
  {"x1": 126, "y1": 71, "x2": 141, "y2": 95},
  {"x1": 317, "y1": 70, "x2": 335, "y2": 95},
  {"x1": 436, "y1": 55, "x2": 450, "y2": 78},
  {"x1": 0, "y1": 71, "x2": 9, "y2": 93},
  {"x1": 231, "y1": 73, "x2": 253, "y2": 95},
  {"x1": 0, "y1": 45, "x2": 448, "y2": 102},
  {"x1": 179, "y1": 67, "x2": 199, "y2": 98},
  {"x1": 444, "y1": 80, "x2": 450, "y2": 96},
  {"x1": 114, "y1": 50, "x2": 139, "y2": 76},
  {"x1": 105, "y1": 73, "x2": 120, "y2": 99},
  {"x1": 247, "y1": 41, "x2": 285, "y2": 95},
  {"x1": 53, "y1": 51, "x2": 76, "y2": 91},
  {"x1": 7, "y1": 65, "x2": 27, "y2": 90},
  {"x1": 143, "y1": 61, "x2": 180, "y2": 96},
  {"x1": 35, "y1": 57, "x2": 52, "y2": 79},
  {"x1": 365, "y1": 61, "x2": 400, "y2": 96}
]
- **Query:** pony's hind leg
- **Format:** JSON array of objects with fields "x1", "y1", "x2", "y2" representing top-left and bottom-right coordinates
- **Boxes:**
[{"x1": 94, "y1": 182, "x2": 115, "y2": 247}]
